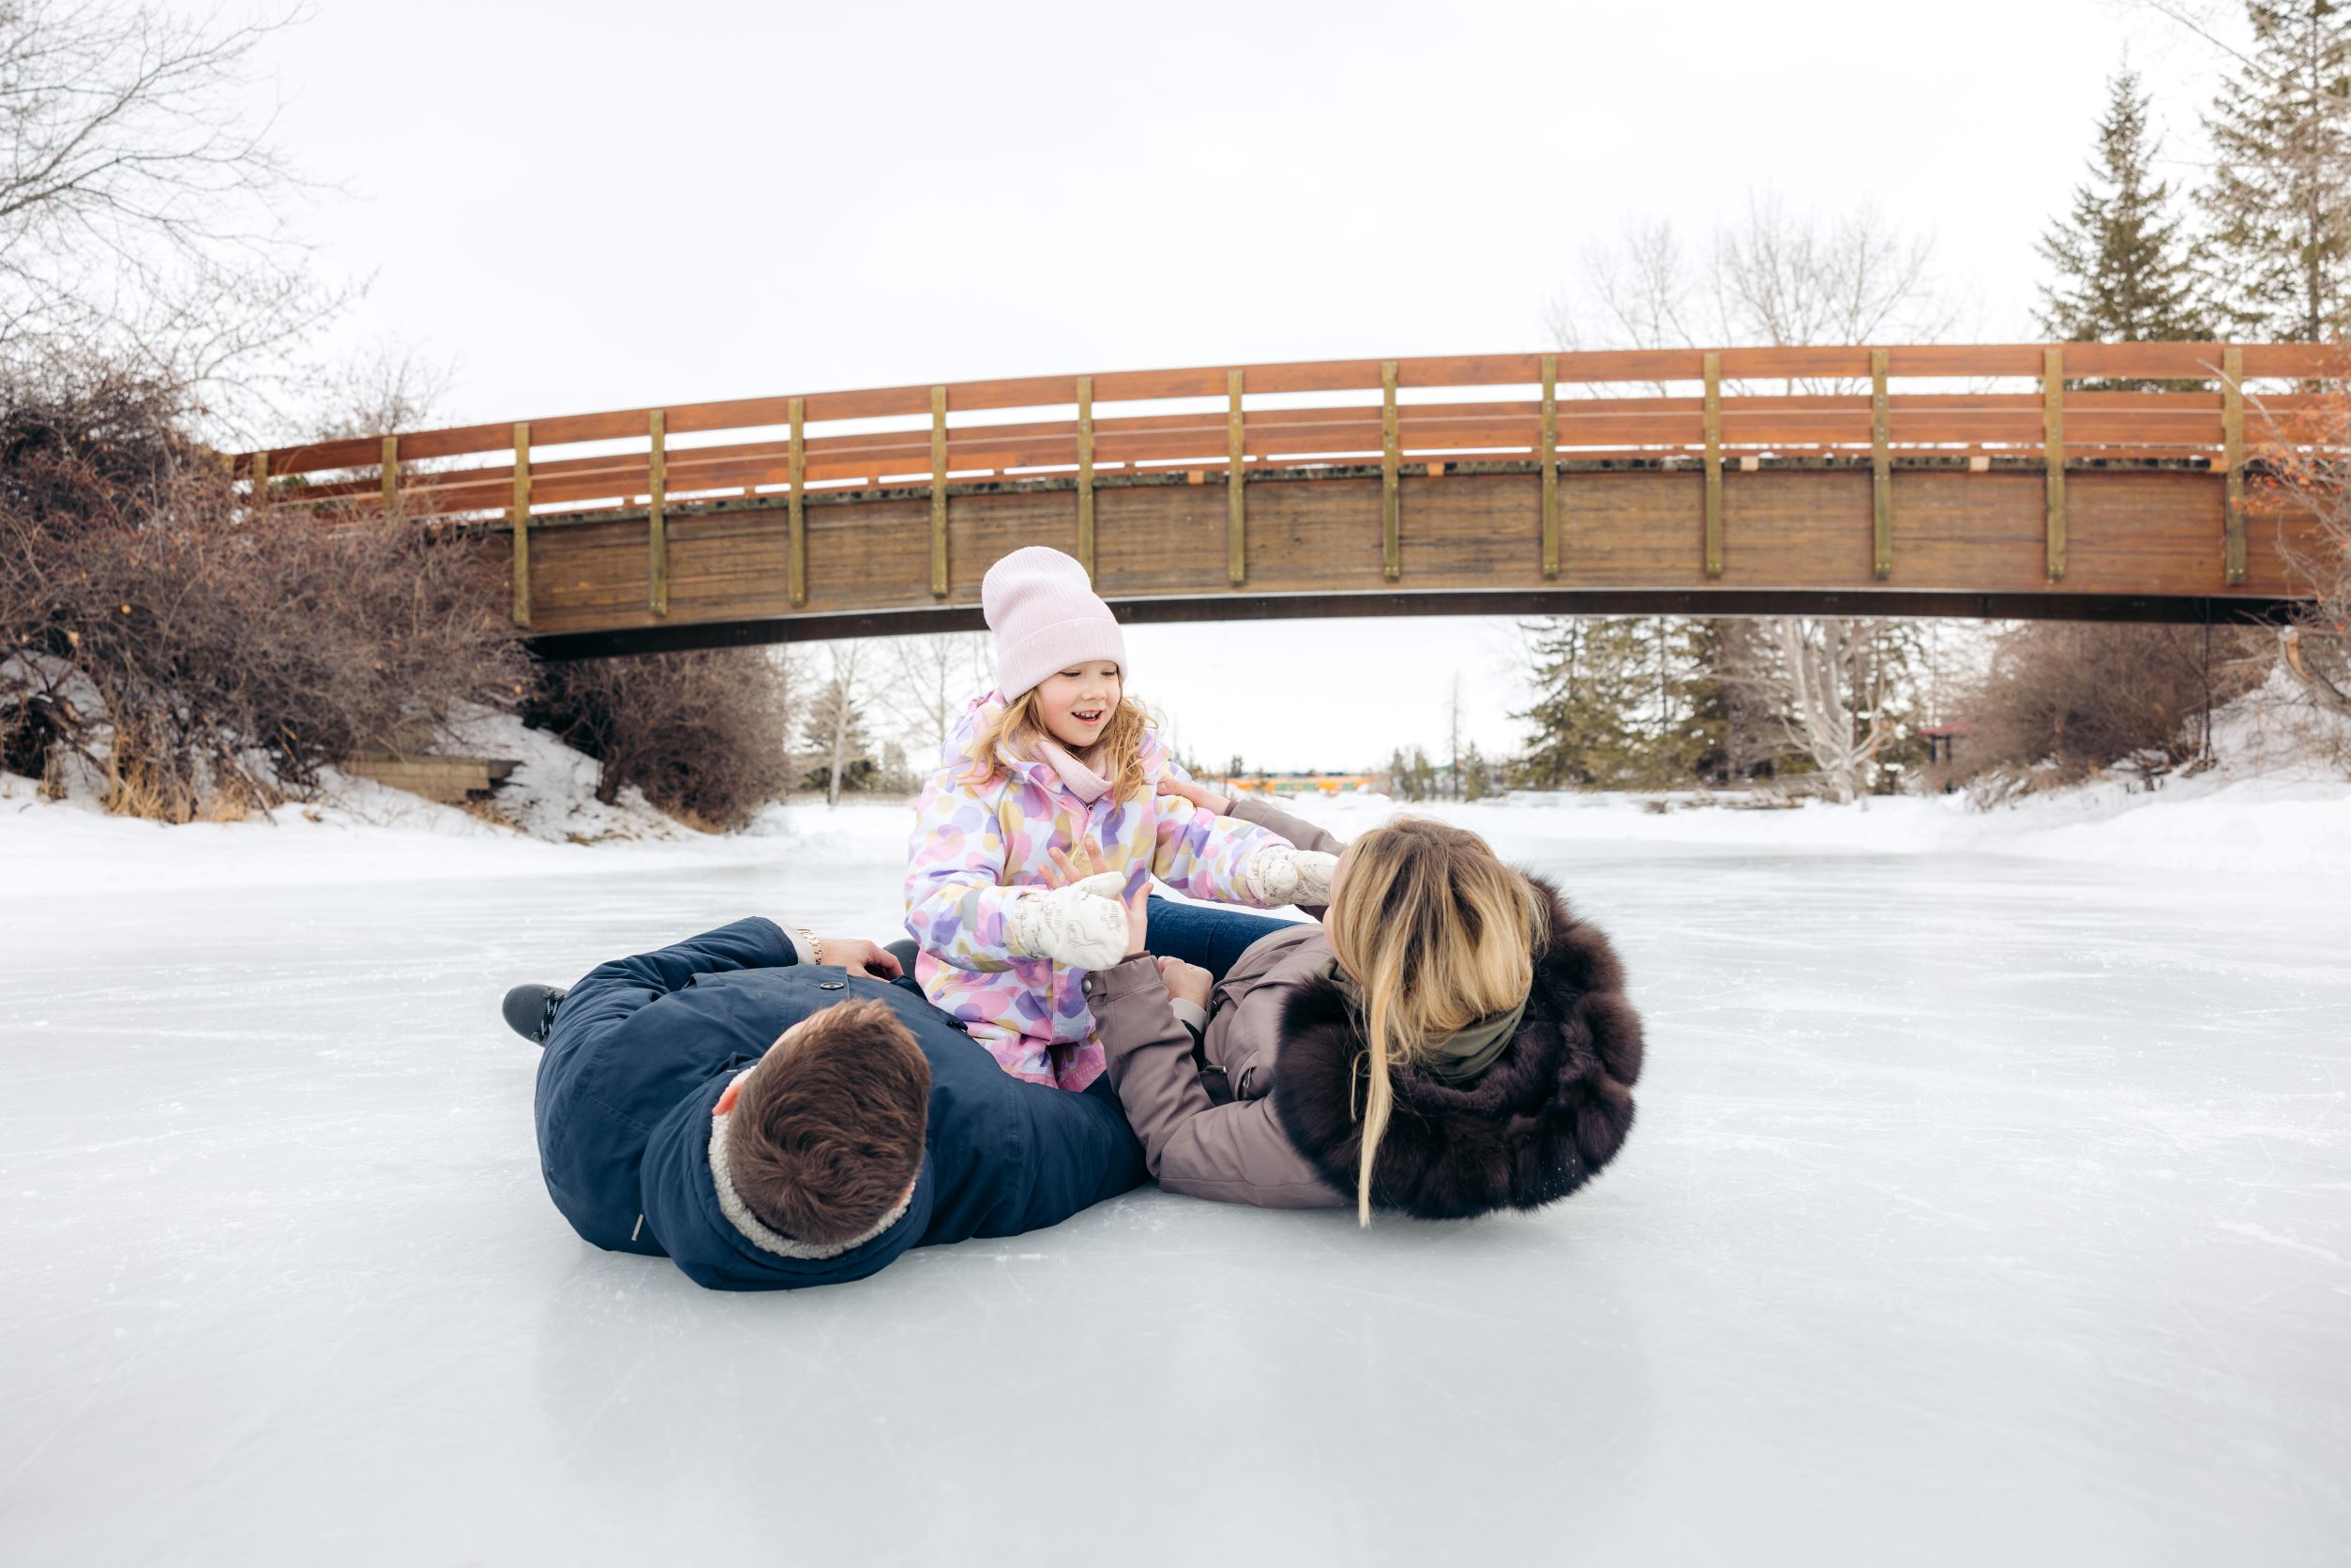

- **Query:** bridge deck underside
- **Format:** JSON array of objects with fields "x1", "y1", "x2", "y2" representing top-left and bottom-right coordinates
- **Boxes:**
[{"x1": 503, "y1": 466, "x2": 2313, "y2": 656}]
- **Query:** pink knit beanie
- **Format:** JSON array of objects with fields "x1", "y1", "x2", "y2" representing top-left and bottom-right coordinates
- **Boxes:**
[{"x1": 982, "y1": 546, "x2": 1126, "y2": 700}]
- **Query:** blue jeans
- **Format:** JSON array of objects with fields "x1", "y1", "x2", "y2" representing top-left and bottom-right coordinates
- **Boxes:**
[{"x1": 1143, "y1": 897, "x2": 1306, "y2": 984}]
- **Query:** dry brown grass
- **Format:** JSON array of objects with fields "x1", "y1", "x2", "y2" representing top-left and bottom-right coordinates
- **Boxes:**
[{"x1": 2, "y1": 364, "x2": 527, "y2": 821}]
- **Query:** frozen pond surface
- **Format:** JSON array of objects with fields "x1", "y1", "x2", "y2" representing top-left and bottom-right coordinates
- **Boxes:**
[{"x1": 4, "y1": 837, "x2": 2347, "y2": 1565}]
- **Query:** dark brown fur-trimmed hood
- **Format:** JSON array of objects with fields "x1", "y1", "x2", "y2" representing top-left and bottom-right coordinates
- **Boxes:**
[{"x1": 1268, "y1": 876, "x2": 1643, "y2": 1220}]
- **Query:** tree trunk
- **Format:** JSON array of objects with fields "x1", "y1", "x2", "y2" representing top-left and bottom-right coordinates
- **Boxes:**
[
  {"x1": 2282, "y1": 626, "x2": 2351, "y2": 715},
  {"x1": 825, "y1": 641, "x2": 863, "y2": 807}
]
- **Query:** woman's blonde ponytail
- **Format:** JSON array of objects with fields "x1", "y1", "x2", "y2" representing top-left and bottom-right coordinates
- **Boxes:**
[
  {"x1": 1354, "y1": 945, "x2": 1400, "y2": 1226},
  {"x1": 1325, "y1": 817, "x2": 1542, "y2": 1228}
]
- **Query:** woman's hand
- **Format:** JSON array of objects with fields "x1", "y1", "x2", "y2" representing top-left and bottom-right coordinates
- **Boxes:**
[
  {"x1": 1156, "y1": 955, "x2": 1212, "y2": 1009},
  {"x1": 1123, "y1": 882, "x2": 1150, "y2": 956},
  {"x1": 1161, "y1": 775, "x2": 1234, "y2": 817},
  {"x1": 819, "y1": 938, "x2": 901, "y2": 979}
]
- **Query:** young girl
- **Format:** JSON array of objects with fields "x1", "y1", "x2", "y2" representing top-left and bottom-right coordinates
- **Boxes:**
[{"x1": 904, "y1": 546, "x2": 1334, "y2": 1092}]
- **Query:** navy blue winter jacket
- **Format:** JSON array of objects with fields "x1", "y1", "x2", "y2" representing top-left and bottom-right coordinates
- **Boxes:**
[{"x1": 533, "y1": 917, "x2": 1147, "y2": 1290}]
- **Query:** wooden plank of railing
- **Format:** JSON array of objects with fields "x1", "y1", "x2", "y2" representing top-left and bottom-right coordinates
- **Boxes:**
[
  {"x1": 2223, "y1": 343, "x2": 2345, "y2": 378},
  {"x1": 239, "y1": 343, "x2": 2350, "y2": 542},
  {"x1": 647, "y1": 410, "x2": 668, "y2": 616},
  {"x1": 272, "y1": 383, "x2": 2267, "y2": 518},
  {"x1": 1227, "y1": 370, "x2": 1246, "y2": 587},
  {"x1": 1380, "y1": 361, "x2": 1400, "y2": 582},
  {"x1": 1702, "y1": 352, "x2": 1723, "y2": 578},
  {"x1": 510, "y1": 422, "x2": 532, "y2": 626},
  {"x1": 236, "y1": 342, "x2": 2348, "y2": 479},
  {"x1": 2223, "y1": 345, "x2": 2245, "y2": 587},
  {"x1": 1871, "y1": 348, "x2": 1892, "y2": 580},
  {"x1": 2043, "y1": 349, "x2": 2066, "y2": 581}
]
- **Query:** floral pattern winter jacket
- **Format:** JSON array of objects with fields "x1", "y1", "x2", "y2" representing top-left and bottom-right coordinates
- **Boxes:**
[{"x1": 904, "y1": 694, "x2": 1290, "y2": 1091}]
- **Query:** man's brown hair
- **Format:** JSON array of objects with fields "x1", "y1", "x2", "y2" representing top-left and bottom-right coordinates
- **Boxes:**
[{"x1": 727, "y1": 999, "x2": 931, "y2": 1246}]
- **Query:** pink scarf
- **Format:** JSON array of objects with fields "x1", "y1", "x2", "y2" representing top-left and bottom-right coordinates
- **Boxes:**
[{"x1": 1036, "y1": 740, "x2": 1112, "y2": 804}]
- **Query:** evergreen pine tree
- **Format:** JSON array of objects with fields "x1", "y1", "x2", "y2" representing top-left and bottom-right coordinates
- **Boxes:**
[
  {"x1": 2199, "y1": 2, "x2": 2351, "y2": 340},
  {"x1": 1407, "y1": 746, "x2": 1438, "y2": 802},
  {"x1": 1459, "y1": 740, "x2": 1493, "y2": 801},
  {"x1": 1515, "y1": 617, "x2": 1650, "y2": 787},
  {"x1": 1682, "y1": 619, "x2": 1781, "y2": 785},
  {"x1": 2037, "y1": 65, "x2": 2208, "y2": 348}
]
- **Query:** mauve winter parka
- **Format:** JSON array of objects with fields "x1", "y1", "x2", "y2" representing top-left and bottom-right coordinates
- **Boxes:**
[{"x1": 1087, "y1": 796, "x2": 1648, "y2": 1219}]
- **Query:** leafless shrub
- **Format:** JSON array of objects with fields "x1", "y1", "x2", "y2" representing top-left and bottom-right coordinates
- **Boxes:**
[
  {"x1": 1952, "y1": 622, "x2": 2268, "y2": 786},
  {"x1": 526, "y1": 649, "x2": 794, "y2": 831},
  {"x1": 2256, "y1": 384, "x2": 2351, "y2": 717},
  {"x1": 0, "y1": 362, "x2": 524, "y2": 819}
]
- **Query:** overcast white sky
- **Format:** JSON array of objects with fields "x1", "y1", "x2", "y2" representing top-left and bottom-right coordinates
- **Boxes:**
[{"x1": 243, "y1": 0, "x2": 2232, "y2": 769}]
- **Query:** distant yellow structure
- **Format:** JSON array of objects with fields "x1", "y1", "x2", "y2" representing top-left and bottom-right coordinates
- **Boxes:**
[{"x1": 1212, "y1": 775, "x2": 1378, "y2": 796}]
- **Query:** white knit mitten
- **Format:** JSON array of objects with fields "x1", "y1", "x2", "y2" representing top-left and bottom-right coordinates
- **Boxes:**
[
  {"x1": 1241, "y1": 846, "x2": 1339, "y2": 907},
  {"x1": 1004, "y1": 872, "x2": 1129, "y2": 969}
]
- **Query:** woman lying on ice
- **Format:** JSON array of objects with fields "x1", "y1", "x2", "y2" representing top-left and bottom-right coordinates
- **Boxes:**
[
  {"x1": 903, "y1": 545, "x2": 1334, "y2": 1092},
  {"x1": 1093, "y1": 785, "x2": 1648, "y2": 1223}
]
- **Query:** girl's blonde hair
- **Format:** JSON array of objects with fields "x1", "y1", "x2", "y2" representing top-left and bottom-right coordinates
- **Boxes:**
[
  {"x1": 1324, "y1": 817, "x2": 1545, "y2": 1226},
  {"x1": 959, "y1": 686, "x2": 1154, "y2": 800}
]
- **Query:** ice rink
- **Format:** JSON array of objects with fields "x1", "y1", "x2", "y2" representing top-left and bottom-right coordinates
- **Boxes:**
[{"x1": 5, "y1": 831, "x2": 2346, "y2": 1565}]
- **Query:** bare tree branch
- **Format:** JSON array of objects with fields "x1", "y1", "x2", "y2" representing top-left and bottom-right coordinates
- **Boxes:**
[{"x1": 0, "y1": 1, "x2": 344, "y2": 434}]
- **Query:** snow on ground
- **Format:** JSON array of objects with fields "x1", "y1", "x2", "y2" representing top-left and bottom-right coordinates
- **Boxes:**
[
  {"x1": 4, "y1": 686, "x2": 2349, "y2": 1564},
  {"x1": 8, "y1": 674, "x2": 2349, "y2": 897}
]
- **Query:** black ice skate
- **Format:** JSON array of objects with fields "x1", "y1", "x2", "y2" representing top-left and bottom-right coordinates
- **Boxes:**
[{"x1": 502, "y1": 984, "x2": 567, "y2": 1046}]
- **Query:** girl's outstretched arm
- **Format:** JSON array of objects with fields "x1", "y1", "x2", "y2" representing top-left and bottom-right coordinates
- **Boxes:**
[{"x1": 1145, "y1": 794, "x2": 1289, "y2": 905}]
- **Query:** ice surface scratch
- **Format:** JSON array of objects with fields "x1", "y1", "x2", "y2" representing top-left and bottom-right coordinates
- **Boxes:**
[{"x1": 2216, "y1": 1220, "x2": 2346, "y2": 1268}]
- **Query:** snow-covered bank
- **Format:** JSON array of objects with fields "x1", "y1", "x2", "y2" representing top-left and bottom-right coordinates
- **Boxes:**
[
  {"x1": 10, "y1": 765, "x2": 2347, "y2": 896},
  {"x1": 0, "y1": 705, "x2": 916, "y2": 896},
  {"x1": 7, "y1": 675, "x2": 2346, "y2": 893},
  {"x1": 0, "y1": 772, "x2": 916, "y2": 896},
  {"x1": 1269, "y1": 776, "x2": 2351, "y2": 879}
]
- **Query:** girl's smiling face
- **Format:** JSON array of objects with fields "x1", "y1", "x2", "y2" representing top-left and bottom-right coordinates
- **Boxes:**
[{"x1": 1033, "y1": 662, "x2": 1122, "y2": 751}]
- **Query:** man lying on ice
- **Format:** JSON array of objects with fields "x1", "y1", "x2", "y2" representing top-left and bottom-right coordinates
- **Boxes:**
[{"x1": 500, "y1": 917, "x2": 1145, "y2": 1290}]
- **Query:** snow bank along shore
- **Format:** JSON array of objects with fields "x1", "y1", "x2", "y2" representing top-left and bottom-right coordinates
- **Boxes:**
[{"x1": 5, "y1": 679, "x2": 2346, "y2": 895}]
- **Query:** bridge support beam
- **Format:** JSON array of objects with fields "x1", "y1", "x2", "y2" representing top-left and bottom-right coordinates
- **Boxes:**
[
  {"x1": 2044, "y1": 348, "x2": 2067, "y2": 580},
  {"x1": 523, "y1": 586, "x2": 2302, "y2": 662},
  {"x1": 1228, "y1": 369, "x2": 1246, "y2": 586},
  {"x1": 929, "y1": 386, "x2": 949, "y2": 598},
  {"x1": 1541, "y1": 355, "x2": 1560, "y2": 580},
  {"x1": 510, "y1": 421, "x2": 531, "y2": 627},
  {"x1": 787, "y1": 398, "x2": 806, "y2": 606},
  {"x1": 1870, "y1": 349, "x2": 1892, "y2": 580},
  {"x1": 647, "y1": 409, "x2": 668, "y2": 616},
  {"x1": 1381, "y1": 361, "x2": 1400, "y2": 582},
  {"x1": 1077, "y1": 376, "x2": 1095, "y2": 581},
  {"x1": 1702, "y1": 353, "x2": 1724, "y2": 578},
  {"x1": 2223, "y1": 346, "x2": 2246, "y2": 586}
]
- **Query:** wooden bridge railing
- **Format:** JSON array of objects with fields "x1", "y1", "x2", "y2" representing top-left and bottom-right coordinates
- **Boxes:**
[{"x1": 231, "y1": 342, "x2": 2345, "y2": 626}]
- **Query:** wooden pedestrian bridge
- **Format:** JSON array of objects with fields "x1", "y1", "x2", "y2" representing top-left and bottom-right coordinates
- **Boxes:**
[{"x1": 233, "y1": 342, "x2": 2342, "y2": 657}]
